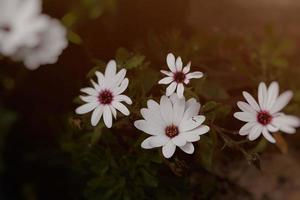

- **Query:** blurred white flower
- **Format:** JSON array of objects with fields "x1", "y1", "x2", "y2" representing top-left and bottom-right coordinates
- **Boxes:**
[
  {"x1": 0, "y1": 0, "x2": 68, "y2": 70},
  {"x1": 234, "y1": 81, "x2": 300, "y2": 143},
  {"x1": 0, "y1": 0, "x2": 46, "y2": 55},
  {"x1": 134, "y1": 94, "x2": 209, "y2": 159},
  {"x1": 75, "y1": 60, "x2": 132, "y2": 128},
  {"x1": 13, "y1": 16, "x2": 68, "y2": 70},
  {"x1": 158, "y1": 53, "x2": 203, "y2": 98}
]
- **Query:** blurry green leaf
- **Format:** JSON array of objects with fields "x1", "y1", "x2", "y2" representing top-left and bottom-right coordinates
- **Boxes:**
[
  {"x1": 68, "y1": 31, "x2": 82, "y2": 45},
  {"x1": 199, "y1": 81, "x2": 229, "y2": 100}
]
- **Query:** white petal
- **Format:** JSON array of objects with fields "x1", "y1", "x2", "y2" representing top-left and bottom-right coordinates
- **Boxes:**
[
  {"x1": 147, "y1": 100, "x2": 160, "y2": 113},
  {"x1": 176, "y1": 83, "x2": 184, "y2": 99},
  {"x1": 175, "y1": 56, "x2": 183, "y2": 71},
  {"x1": 158, "y1": 77, "x2": 174, "y2": 85},
  {"x1": 239, "y1": 122, "x2": 257, "y2": 135},
  {"x1": 182, "y1": 62, "x2": 191, "y2": 74},
  {"x1": 234, "y1": 112, "x2": 256, "y2": 122},
  {"x1": 75, "y1": 102, "x2": 98, "y2": 114},
  {"x1": 95, "y1": 71, "x2": 105, "y2": 86},
  {"x1": 113, "y1": 78, "x2": 129, "y2": 95},
  {"x1": 242, "y1": 91, "x2": 260, "y2": 111},
  {"x1": 237, "y1": 101, "x2": 256, "y2": 114},
  {"x1": 162, "y1": 141, "x2": 176, "y2": 158},
  {"x1": 103, "y1": 106, "x2": 113, "y2": 128},
  {"x1": 258, "y1": 82, "x2": 268, "y2": 110},
  {"x1": 172, "y1": 97, "x2": 185, "y2": 125},
  {"x1": 182, "y1": 101, "x2": 200, "y2": 122},
  {"x1": 112, "y1": 102, "x2": 130, "y2": 116},
  {"x1": 79, "y1": 95, "x2": 98, "y2": 103},
  {"x1": 90, "y1": 79, "x2": 101, "y2": 91},
  {"x1": 172, "y1": 135, "x2": 187, "y2": 147},
  {"x1": 185, "y1": 98, "x2": 198, "y2": 110},
  {"x1": 166, "y1": 82, "x2": 177, "y2": 96},
  {"x1": 160, "y1": 70, "x2": 173, "y2": 76},
  {"x1": 267, "y1": 124, "x2": 279, "y2": 132},
  {"x1": 182, "y1": 133, "x2": 200, "y2": 142},
  {"x1": 179, "y1": 142, "x2": 194, "y2": 154},
  {"x1": 186, "y1": 72, "x2": 203, "y2": 79},
  {"x1": 262, "y1": 128, "x2": 276, "y2": 143},
  {"x1": 273, "y1": 115, "x2": 300, "y2": 127},
  {"x1": 114, "y1": 95, "x2": 132, "y2": 105},
  {"x1": 160, "y1": 96, "x2": 173, "y2": 125},
  {"x1": 140, "y1": 108, "x2": 165, "y2": 128},
  {"x1": 105, "y1": 60, "x2": 117, "y2": 78},
  {"x1": 280, "y1": 126, "x2": 296, "y2": 134},
  {"x1": 180, "y1": 115, "x2": 206, "y2": 132},
  {"x1": 91, "y1": 106, "x2": 104, "y2": 126},
  {"x1": 141, "y1": 137, "x2": 155, "y2": 149},
  {"x1": 248, "y1": 125, "x2": 263, "y2": 141},
  {"x1": 266, "y1": 81, "x2": 279, "y2": 110},
  {"x1": 166, "y1": 53, "x2": 176, "y2": 72},
  {"x1": 134, "y1": 120, "x2": 163, "y2": 135},
  {"x1": 270, "y1": 91, "x2": 293, "y2": 114},
  {"x1": 150, "y1": 135, "x2": 170, "y2": 147},
  {"x1": 80, "y1": 87, "x2": 98, "y2": 96},
  {"x1": 110, "y1": 106, "x2": 117, "y2": 119}
]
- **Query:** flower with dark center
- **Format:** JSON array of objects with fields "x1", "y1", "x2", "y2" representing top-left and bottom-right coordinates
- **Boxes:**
[
  {"x1": 173, "y1": 72, "x2": 186, "y2": 83},
  {"x1": 234, "y1": 81, "x2": 300, "y2": 143},
  {"x1": 165, "y1": 125, "x2": 179, "y2": 138}
]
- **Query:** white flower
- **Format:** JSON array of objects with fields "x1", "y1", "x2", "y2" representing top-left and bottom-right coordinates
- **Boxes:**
[
  {"x1": 134, "y1": 94, "x2": 210, "y2": 159},
  {"x1": 0, "y1": 0, "x2": 46, "y2": 55},
  {"x1": 234, "y1": 81, "x2": 300, "y2": 143},
  {"x1": 75, "y1": 60, "x2": 132, "y2": 128},
  {"x1": 13, "y1": 16, "x2": 68, "y2": 70},
  {"x1": 158, "y1": 53, "x2": 204, "y2": 98}
]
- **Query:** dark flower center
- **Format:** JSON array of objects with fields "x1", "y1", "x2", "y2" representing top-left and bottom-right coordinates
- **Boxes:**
[
  {"x1": 0, "y1": 25, "x2": 11, "y2": 32},
  {"x1": 173, "y1": 72, "x2": 186, "y2": 83},
  {"x1": 165, "y1": 125, "x2": 179, "y2": 138},
  {"x1": 257, "y1": 111, "x2": 272, "y2": 126},
  {"x1": 98, "y1": 90, "x2": 113, "y2": 105}
]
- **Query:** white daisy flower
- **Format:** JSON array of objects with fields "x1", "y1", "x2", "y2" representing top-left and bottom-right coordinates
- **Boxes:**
[
  {"x1": 234, "y1": 81, "x2": 300, "y2": 143},
  {"x1": 158, "y1": 53, "x2": 204, "y2": 98},
  {"x1": 13, "y1": 16, "x2": 68, "y2": 70},
  {"x1": 134, "y1": 94, "x2": 210, "y2": 159},
  {"x1": 0, "y1": 0, "x2": 46, "y2": 55},
  {"x1": 75, "y1": 60, "x2": 132, "y2": 128}
]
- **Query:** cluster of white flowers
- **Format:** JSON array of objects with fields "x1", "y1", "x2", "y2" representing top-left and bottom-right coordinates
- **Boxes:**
[
  {"x1": 0, "y1": 0, "x2": 68, "y2": 70},
  {"x1": 76, "y1": 53, "x2": 300, "y2": 159}
]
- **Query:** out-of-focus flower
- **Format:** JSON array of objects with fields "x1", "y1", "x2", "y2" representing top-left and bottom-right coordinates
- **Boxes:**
[
  {"x1": 0, "y1": 0, "x2": 68, "y2": 70},
  {"x1": 134, "y1": 94, "x2": 209, "y2": 159},
  {"x1": 158, "y1": 53, "x2": 203, "y2": 98},
  {"x1": 13, "y1": 16, "x2": 68, "y2": 70},
  {"x1": 75, "y1": 60, "x2": 132, "y2": 128},
  {"x1": 234, "y1": 81, "x2": 300, "y2": 143},
  {"x1": 0, "y1": 0, "x2": 45, "y2": 55}
]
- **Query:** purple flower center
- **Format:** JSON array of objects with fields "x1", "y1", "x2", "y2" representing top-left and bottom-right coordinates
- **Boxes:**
[
  {"x1": 257, "y1": 111, "x2": 272, "y2": 126},
  {"x1": 98, "y1": 90, "x2": 113, "y2": 105},
  {"x1": 173, "y1": 71, "x2": 186, "y2": 83},
  {"x1": 165, "y1": 125, "x2": 179, "y2": 138},
  {"x1": 0, "y1": 25, "x2": 11, "y2": 32}
]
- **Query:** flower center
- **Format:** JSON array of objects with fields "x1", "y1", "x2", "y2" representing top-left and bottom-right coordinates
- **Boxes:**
[
  {"x1": 173, "y1": 72, "x2": 186, "y2": 83},
  {"x1": 165, "y1": 125, "x2": 179, "y2": 138},
  {"x1": 257, "y1": 111, "x2": 272, "y2": 126},
  {"x1": 98, "y1": 90, "x2": 113, "y2": 105},
  {"x1": 0, "y1": 25, "x2": 11, "y2": 32}
]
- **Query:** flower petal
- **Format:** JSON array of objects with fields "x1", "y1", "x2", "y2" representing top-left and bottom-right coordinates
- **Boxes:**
[
  {"x1": 262, "y1": 128, "x2": 276, "y2": 143},
  {"x1": 105, "y1": 60, "x2": 117, "y2": 78},
  {"x1": 258, "y1": 82, "x2": 268, "y2": 110},
  {"x1": 158, "y1": 77, "x2": 174, "y2": 85},
  {"x1": 270, "y1": 91, "x2": 293, "y2": 114},
  {"x1": 160, "y1": 70, "x2": 173, "y2": 76},
  {"x1": 103, "y1": 106, "x2": 113, "y2": 128},
  {"x1": 134, "y1": 120, "x2": 163, "y2": 135},
  {"x1": 179, "y1": 142, "x2": 194, "y2": 154},
  {"x1": 166, "y1": 53, "x2": 176, "y2": 72},
  {"x1": 186, "y1": 71, "x2": 203, "y2": 79},
  {"x1": 172, "y1": 97, "x2": 185, "y2": 125},
  {"x1": 242, "y1": 91, "x2": 260, "y2": 111},
  {"x1": 248, "y1": 125, "x2": 263, "y2": 141},
  {"x1": 239, "y1": 122, "x2": 257, "y2": 135},
  {"x1": 75, "y1": 102, "x2": 98, "y2": 114},
  {"x1": 176, "y1": 83, "x2": 184, "y2": 99},
  {"x1": 162, "y1": 141, "x2": 176, "y2": 158},
  {"x1": 166, "y1": 82, "x2": 177, "y2": 96},
  {"x1": 182, "y1": 62, "x2": 191, "y2": 74},
  {"x1": 79, "y1": 95, "x2": 98, "y2": 103},
  {"x1": 91, "y1": 105, "x2": 104, "y2": 126},
  {"x1": 234, "y1": 112, "x2": 256, "y2": 122},
  {"x1": 182, "y1": 101, "x2": 200, "y2": 122},
  {"x1": 141, "y1": 137, "x2": 155, "y2": 149},
  {"x1": 114, "y1": 95, "x2": 132, "y2": 105},
  {"x1": 112, "y1": 101, "x2": 130, "y2": 116},
  {"x1": 237, "y1": 101, "x2": 256, "y2": 114},
  {"x1": 160, "y1": 96, "x2": 173, "y2": 125},
  {"x1": 175, "y1": 56, "x2": 183, "y2": 71},
  {"x1": 266, "y1": 81, "x2": 279, "y2": 110},
  {"x1": 180, "y1": 115, "x2": 206, "y2": 132},
  {"x1": 110, "y1": 106, "x2": 117, "y2": 119},
  {"x1": 80, "y1": 87, "x2": 98, "y2": 96},
  {"x1": 150, "y1": 135, "x2": 169, "y2": 147},
  {"x1": 113, "y1": 78, "x2": 129, "y2": 95},
  {"x1": 172, "y1": 135, "x2": 186, "y2": 147},
  {"x1": 95, "y1": 71, "x2": 105, "y2": 86}
]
